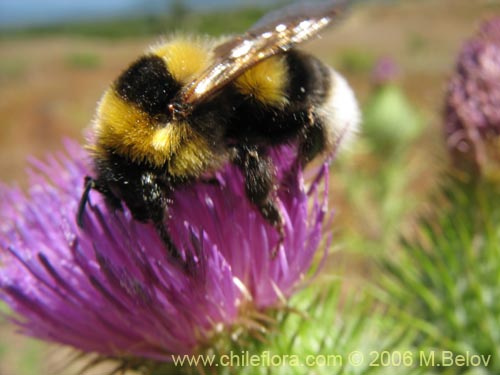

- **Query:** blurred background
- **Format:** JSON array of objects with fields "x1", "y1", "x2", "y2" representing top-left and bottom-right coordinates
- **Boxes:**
[{"x1": 1, "y1": 0, "x2": 499, "y2": 374}]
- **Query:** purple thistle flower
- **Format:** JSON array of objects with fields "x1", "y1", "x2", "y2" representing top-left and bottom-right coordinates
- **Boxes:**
[
  {"x1": 371, "y1": 57, "x2": 399, "y2": 86},
  {"x1": 0, "y1": 140, "x2": 329, "y2": 362},
  {"x1": 444, "y1": 17, "x2": 500, "y2": 173}
]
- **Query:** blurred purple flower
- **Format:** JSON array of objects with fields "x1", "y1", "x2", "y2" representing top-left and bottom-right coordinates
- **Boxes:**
[
  {"x1": 371, "y1": 57, "x2": 399, "y2": 86},
  {"x1": 444, "y1": 17, "x2": 500, "y2": 172},
  {"x1": 479, "y1": 17, "x2": 500, "y2": 41},
  {"x1": 0, "y1": 140, "x2": 329, "y2": 361}
]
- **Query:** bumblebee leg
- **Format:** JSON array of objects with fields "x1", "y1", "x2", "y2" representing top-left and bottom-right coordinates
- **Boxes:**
[
  {"x1": 150, "y1": 208, "x2": 181, "y2": 260},
  {"x1": 77, "y1": 176, "x2": 122, "y2": 227},
  {"x1": 153, "y1": 220, "x2": 181, "y2": 260},
  {"x1": 121, "y1": 172, "x2": 180, "y2": 259},
  {"x1": 299, "y1": 115, "x2": 327, "y2": 165},
  {"x1": 77, "y1": 177, "x2": 95, "y2": 227},
  {"x1": 234, "y1": 146, "x2": 284, "y2": 255},
  {"x1": 260, "y1": 200, "x2": 285, "y2": 258},
  {"x1": 200, "y1": 177, "x2": 220, "y2": 186}
]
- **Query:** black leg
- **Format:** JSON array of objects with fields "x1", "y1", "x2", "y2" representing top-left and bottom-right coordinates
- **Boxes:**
[
  {"x1": 154, "y1": 220, "x2": 181, "y2": 260},
  {"x1": 200, "y1": 177, "x2": 220, "y2": 186},
  {"x1": 234, "y1": 146, "x2": 284, "y2": 254},
  {"x1": 299, "y1": 117, "x2": 327, "y2": 165},
  {"x1": 77, "y1": 176, "x2": 95, "y2": 227},
  {"x1": 119, "y1": 171, "x2": 181, "y2": 259},
  {"x1": 77, "y1": 176, "x2": 122, "y2": 228},
  {"x1": 76, "y1": 173, "x2": 180, "y2": 258}
]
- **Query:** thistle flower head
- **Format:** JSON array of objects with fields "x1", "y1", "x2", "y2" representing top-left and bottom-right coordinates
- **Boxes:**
[
  {"x1": 0, "y1": 140, "x2": 329, "y2": 365},
  {"x1": 444, "y1": 17, "x2": 500, "y2": 175}
]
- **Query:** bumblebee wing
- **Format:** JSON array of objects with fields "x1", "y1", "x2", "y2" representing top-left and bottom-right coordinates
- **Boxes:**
[{"x1": 180, "y1": 0, "x2": 349, "y2": 106}]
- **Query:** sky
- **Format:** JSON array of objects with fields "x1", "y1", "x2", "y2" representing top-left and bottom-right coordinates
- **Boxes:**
[{"x1": 0, "y1": 0, "x2": 278, "y2": 29}]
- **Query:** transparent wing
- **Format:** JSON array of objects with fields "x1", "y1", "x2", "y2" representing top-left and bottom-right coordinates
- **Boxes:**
[{"x1": 180, "y1": 0, "x2": 350, "y2": 106}]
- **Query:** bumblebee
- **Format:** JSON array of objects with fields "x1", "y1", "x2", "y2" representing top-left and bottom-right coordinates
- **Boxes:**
[{"x1": 77, "y1": 0, "x2": 360, "y2": 256}]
